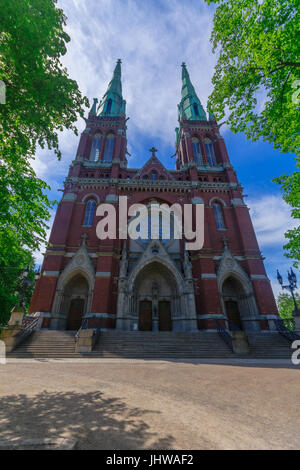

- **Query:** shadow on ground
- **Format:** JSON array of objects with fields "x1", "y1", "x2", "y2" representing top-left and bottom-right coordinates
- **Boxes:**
[
  {"x1": 156, "y1": 358, "x2": 299, "y2": 369},
  {"x1": 0, "y1": 391, "x2": 174, "y2": 450}
]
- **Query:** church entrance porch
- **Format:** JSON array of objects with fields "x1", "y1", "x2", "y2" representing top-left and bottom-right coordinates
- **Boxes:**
[
  {"x1": 116, "y1": 246, "x2": 198, "y2": 332},
  {"x1": 133, "y1": 262, "x2": 175, "y2": 331},
  {"x1": 221, "y1": 276, "x2": 260, "y2": 332},
  {"x1": 51, "y1": 274, "x2": 89, "y2": 330}
]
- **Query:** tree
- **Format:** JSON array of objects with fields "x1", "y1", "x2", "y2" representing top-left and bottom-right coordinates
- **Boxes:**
[
  {"x1": 206, "y1": 0, "x2": 300, "y2": 262},
  {"x1": 0, "y1": 0, "x2": 89, "y2": 321},
  {"x1": 0, "y1": 229, "x2": 36, "y2": 327},
  {"x1": 277, "y1": 292, "x2": 300, "y2": 330},
  {"x1": 0, "y1": 0, "x2": 89, "y2": 250}
]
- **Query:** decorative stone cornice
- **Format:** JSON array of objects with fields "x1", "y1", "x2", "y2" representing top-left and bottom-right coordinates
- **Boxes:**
[{"x1": 64, "y1": 175, "x2": 241, "y2": 194}]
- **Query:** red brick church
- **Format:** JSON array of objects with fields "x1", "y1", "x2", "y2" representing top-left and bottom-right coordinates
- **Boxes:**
[{"x1": 30, "y1": 60, "x2": 278, "y2": 333}]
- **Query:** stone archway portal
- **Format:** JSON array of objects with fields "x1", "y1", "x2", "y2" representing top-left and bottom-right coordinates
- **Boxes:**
[{"x1": 134, "y1": 261, "x2": 178, "y2": 332}]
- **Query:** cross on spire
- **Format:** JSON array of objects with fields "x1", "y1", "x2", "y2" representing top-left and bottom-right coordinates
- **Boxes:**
[{"x1": 149, "y1": 147, "x2": 158, "y2": 158}]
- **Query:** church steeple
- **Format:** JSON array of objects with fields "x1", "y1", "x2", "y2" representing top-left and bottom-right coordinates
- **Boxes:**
[
  {"x1": 178, "y1": 63, "x2": 206, "y2": 121},
  {"x1": 97, "y1": 59, "x2": 126, "y2": 117}
]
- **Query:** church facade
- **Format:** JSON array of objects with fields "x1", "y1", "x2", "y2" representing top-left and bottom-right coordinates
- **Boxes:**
[{"x1": 29, "y1": 60, "x2": 278, "y2": 332}]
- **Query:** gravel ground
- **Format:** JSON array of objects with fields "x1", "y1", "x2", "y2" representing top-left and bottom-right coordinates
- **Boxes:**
[{"x1": 0, "y1": 359, "x2": 299, "y2": 450}]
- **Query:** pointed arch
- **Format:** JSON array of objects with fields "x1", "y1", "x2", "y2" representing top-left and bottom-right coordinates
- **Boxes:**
[
  {"x1": 128, "y1": 252, "x2": 185, "y2": 296},
  {"x1": 82, "y1": 193, "x2": 100, "y2": 204},
  {"x1": 209, "y1": 196, "x2": 227, "y2": 207},
  {"x1": 50, "y1": 245, "x2": 96, "y2": 329}
]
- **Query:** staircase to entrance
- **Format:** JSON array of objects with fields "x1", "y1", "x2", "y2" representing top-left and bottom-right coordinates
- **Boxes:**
[{"x1": 8, "y1": 329, "x2": 294, "y2": 359}]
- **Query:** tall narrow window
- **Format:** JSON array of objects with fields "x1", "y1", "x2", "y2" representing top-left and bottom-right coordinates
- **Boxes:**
[
  {"x1": 152, "y1": 171, "x2": 157, "y2": 180},
  {"x1": 192, "y1": 137, "x2": 203, "y2": 165},
  {"x1": 213, "y1": 202, "x2": 225, "y2": 230},
  {"x1": 89, "y1": 133, "x2": 102, "y2": 161},
  {"x1": 104, "y1": 133, "x2": 115, "y2": 162},
  {"x1": 106, "y1": 98, "x2": 112, "y2": 114},
  {"x1": 83, "y1": 200, "x2": 96, "y2": 226},
  {"x1": 204, "y1": 138, "x2": 216, "y2": 166},
  {"x1": 193, "y1": 103, "x2": 199, "y2": 116}
]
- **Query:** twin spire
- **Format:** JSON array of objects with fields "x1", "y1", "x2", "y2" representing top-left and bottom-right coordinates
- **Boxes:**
[
  {"x1": 178, "y1": 62, "x2": 207, "y2": 121},
  {"x1": 90, "y1": 60, "x2": 210, "y2": 121},
  {"x1": 92, "y1": 59, "x2": 126, "y2": 117}
]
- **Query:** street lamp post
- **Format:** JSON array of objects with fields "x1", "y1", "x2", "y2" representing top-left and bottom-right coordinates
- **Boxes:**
[
  {"x1": 18, "y1": 266, "x2": 40, "y2": 308},
  {"x1": 277, "y1": 268, "x2": 300, "y2": 323}
]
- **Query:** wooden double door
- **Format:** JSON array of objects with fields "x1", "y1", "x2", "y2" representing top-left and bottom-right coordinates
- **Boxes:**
[
  {"x1": 66, "y1": 298, "x2": 85, "y2": 330},
  {"x1": 138, "y1": 300, "x2": 172, "y2": 331}
]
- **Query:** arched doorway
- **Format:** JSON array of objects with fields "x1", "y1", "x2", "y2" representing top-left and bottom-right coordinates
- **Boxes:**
[
  {"x1": 133, "y1": 262, "x2": 178, "y2": 331},
  {"x1": 59, "y1": 274, "x2": 89, "y2": 330}
]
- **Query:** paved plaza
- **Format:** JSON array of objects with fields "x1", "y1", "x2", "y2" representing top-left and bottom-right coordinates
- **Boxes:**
[{"x1": 0, "y1": 359, "x2": 299, "y2": 450}]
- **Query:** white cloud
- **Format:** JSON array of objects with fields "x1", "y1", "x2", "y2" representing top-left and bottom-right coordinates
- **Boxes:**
[
  {"x1": 248, "y1": 194, "x2": 296, "y2": 247},
  {"x1": 59, "y1": 0, "x2": 215, "y2": 141},
  {"x1": 30, "y1": 0, "x2": 217, "y2": 189},
  {"x1": 247, "y1": 194, "x2": 299, "y2": 301}
]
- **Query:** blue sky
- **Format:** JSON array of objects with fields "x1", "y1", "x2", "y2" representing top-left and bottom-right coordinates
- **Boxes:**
[{"x1": 32, "y1": 0, "x2": 298, "y2": 299}]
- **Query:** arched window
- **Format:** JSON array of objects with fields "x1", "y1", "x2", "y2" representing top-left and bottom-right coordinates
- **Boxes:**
[
  {"x1": 89, "y1": 133, "x2": 102, "y2": 161},
  {"x1": 213, "y1": 202, "x2": 225, "y2": 230},
  {"x1": 104, "y1": 133, "x2": 115, "y2": 162},
  {"x1": 83, "y1": 199, "x2": 96, "y2": 227},
  {"x1": 106, "y1": 98, "x2": 112, "y2": 114},
  {"x1": 152, "y1": 171, "x2": 157, "y2": 181},
  {"x1": 193, "y1": 103, "x2": 199, "y2": 116},
  {"x1": 192, "y1": 137, "x2": 203, "y2": 165},
  {"x1": 204, "y1": 138, "x2": 216, "y2": 166}
]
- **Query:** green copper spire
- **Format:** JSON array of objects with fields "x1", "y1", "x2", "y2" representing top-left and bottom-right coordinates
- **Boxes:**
[
  {"x1": 97, "y1": 59, "x2": 126, "y2": 117},
  {"x1": 178, "y1": 62, "x2": 206, "y2": 121}
]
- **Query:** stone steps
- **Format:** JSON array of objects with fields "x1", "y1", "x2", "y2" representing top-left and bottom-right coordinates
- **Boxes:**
[
  {"x1": 9, "y1": 330, "x2": 77, "y2": 358},
  {"x1": 246, "y1": 334, "x2": 293, "y2": 359},
  {"x1": 93, "y1": 331, "x2": 235, "y2": 358},
  {"x1": 8, "y1": 330, "x2": 293, "y2": 359}
]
